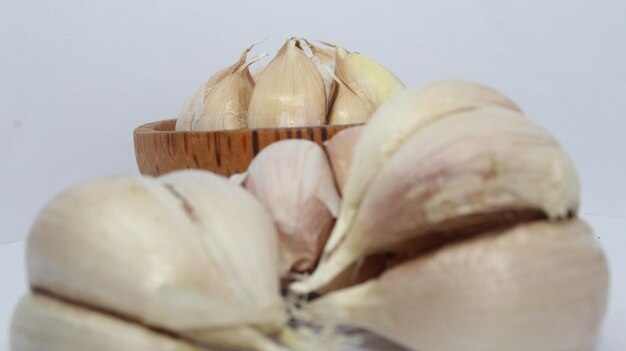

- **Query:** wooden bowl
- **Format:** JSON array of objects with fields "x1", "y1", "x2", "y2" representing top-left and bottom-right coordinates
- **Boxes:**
[{"x1": 134, "y1": 119, "x2": 355, "y2": 176}]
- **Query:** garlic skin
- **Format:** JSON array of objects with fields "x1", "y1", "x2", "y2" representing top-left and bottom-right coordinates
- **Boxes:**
[
  {"x1": 11, "y1": 294, "x2": 205, "y2": 351},
  {"x1": 334, "y1": 46, "x2": 405, "y2": 113},
  {"x1": 26, "y1": 170, "x2": 286, "y2": 351},
  {"x1": 324, "y1": 126, "x2": 364, "y2": 194},
  {"x1": 248, "y1": 39, "x2": 327, "y2": 128},
  {"x1": 305, "y1": 220, "x2": 609, "y2": 351},
  {"x1": 305, "y1": 40, "x2": 336, "y2": 108},
  {"x1": 243, "y1": 140, "x2": 341, "y2": 274},
  {"x1": 176, "y1": 44, "x2": 257, "y2": 131},
  {"x1": 312, "y1": 81, "x2": 523, "y2": 279},
  {"x1": 293, "y1": 104, "x2": 579, "y2": 294}
]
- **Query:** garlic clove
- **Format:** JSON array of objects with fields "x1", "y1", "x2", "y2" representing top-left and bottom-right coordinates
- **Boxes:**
[
  {"x1": 317, "y1": 81, "x2": 523, "y2": 277},
  {"x1": 248, "y1": 38, "x2": 327, "y2": 128},
  {"x1": 327, "y1": 76, "x2": 371, "y2": 125},
  {"x1": 191, "y1": 54, "x2": 266, "y2": 131},
  {"x1": 293, "y1": 105, "x2": 579, "y2": 293},
  {"x1": 26, "y1": 170, "x2": 286, "y2": 351},
  {"x1": 176, "y1": 44, "x2": 258, "y2": 131},
  {"x1": 333, "y1": 45, "x2": 405, "y2": 113},
  {"x1": 11, "y1": 293, "x2": 208, "y2": 351},
  {"x1": 302, "y1": 39, "x2": 337, "y2": 110},
  {"x1": 304, "y1": 219, "x2": 609, "y2": 351},
  {"x1": 243, "y1": 140, "x2": 341, "y2": 275},
  {"x1": 324, "y1": 125, "x2": 365, "y2": 194}
]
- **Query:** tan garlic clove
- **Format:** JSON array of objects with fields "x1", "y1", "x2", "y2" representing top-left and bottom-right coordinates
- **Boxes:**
[
  {"x1": 191, "y1": 54, "x2": 266, "y2": 131},
  {"x1": 26, "y1": 170, "x2": 286, "y2": 351},
  {"x1": 327, "y1": 77, "x2": 371, "y2": 125},
  {"x1": 293, "y1": 104, "x2": 579, "y2": 293},
  {"x1": 176, "y1": 44, "x2": 258, "y2": 131},
  {"x1": 333, "y1": 45, "x2": 405, "y2": 113},
  {"x1": 10, "y1": 293, "x2": 208, "y2": 351},
  {"x1": 324, "y1": 125, "x2": 365, "y2": 194},
  {"x1": 243, "y1": 140, "x2": 341, "y2": 274},
  {"x1": 248, "y1": 39, "x2": 327, "y2": 128},
  {"x1": 304, "y1": 219, "x2": 609, "y2": 351}
]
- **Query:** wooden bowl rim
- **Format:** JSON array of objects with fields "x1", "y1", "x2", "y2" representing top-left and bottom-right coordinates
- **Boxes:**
[{"x1": 134, "y1": 119, "x2": 361, "y2": 136}]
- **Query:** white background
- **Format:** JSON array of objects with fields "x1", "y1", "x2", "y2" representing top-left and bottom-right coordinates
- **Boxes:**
[{"x1": 1, "y1": 0, "x2": 624, "y2": 350}]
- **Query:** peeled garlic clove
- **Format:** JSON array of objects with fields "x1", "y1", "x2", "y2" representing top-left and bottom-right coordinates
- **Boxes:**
[
  {"x1": 11, "y1": 294, "x2": 206, "y2": 351},
  {"x1": 321, "y1": 81, "x2": 523, "y2": 272},
  {"x1": 248, "y1": 39, "x2": 327, "y2": 128},
  {"x1": 191, "y1": 54, "x2": 265, "y2": 131},
  {"x1": 244, "y1": 140, "x2": 341, "y2": 274},
  {"x1": 176, "y1": 44, "x2": 258, "y2": 131},
  {"x1": 26, "y1": 170, "x2": 286, "y2": 351},
  {"x1": 334, "y1": 45, "x2": 405, "y2": 112},
  {"x1": 305, "y1": 219, "x2": 609, "y2": 351},
  {"x1": 293, "y1": 105, "x2": 579, "y2": 293},
  {"x1": 324, "y1": 125, "x2": 364, "y2": 193}
]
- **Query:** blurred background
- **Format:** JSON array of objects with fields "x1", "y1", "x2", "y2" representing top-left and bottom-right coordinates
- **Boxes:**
[{"x1": 1, "y1": 0, "x2": 624, "y2": 349}]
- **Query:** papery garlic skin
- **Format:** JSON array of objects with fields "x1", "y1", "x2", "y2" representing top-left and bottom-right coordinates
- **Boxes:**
[
  {"x1": 334, "y1": 46, "x2": 405, "y2": 112},
  {"x1": 26, "y1": 171, "x2": 285, "y2": 351},
  {"x1": 176, "y1": 45, "x2": 256, "y2": 131},
  {"x1": 244, "y1": 140, "x2": 341, "y2": 274},
  {"x1": 11, "y1": 294, "x2": 206, "y2": 351},
  {"x1": 248, "y1": 39, "x2": 327, "y2": 128},
  {"x1": 294, "y1": 103, "x2": 578, "y2": 294},
  {"x1": 324, "y1": 126, "x2": 364, "y2": 194},
  {"x1": 306, "y1": 220, "x2": 609, "y2": 351}
]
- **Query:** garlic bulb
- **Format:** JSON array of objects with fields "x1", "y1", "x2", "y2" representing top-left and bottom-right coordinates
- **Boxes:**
[
  {"x1": 176, "y1": 44, "x2": 261, "y2": 131},
  {"x1": 304, "y1": 219, "x2": 609, "y2": 351},
  {"x1": 243, "y1": 140, "x2": 341, "y2": 275},
  {"x1": 333, "y1": 45, "x2": 405, "y2": 113},
  {"x1": 25, "y1": 170, "x2": 287, "y2": 351},
  {"x1": 248, "y1": 38, "x2": 327, "y2": 128},
  {"x1": 324, "y1": 125, "x2": 364, "y2": 194},
  {"x1": 11, "y1": 294, "x2": 205, "y2": 351},
  {"x1": 293, "y1": 102, "x2": 578, "y2": 293}
]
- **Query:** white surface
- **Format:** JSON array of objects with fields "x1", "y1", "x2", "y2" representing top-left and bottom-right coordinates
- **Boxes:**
[{"x1": 1, "y1": 0, "x2": 624, "y2": 350}]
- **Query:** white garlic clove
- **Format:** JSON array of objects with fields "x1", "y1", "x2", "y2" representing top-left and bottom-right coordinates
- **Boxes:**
[
  {"x1": 244, "y1": 140, "x2": 341, "y2": 274},
  {"x1": 324, "y1": 126, "x2": 364, "y2": 194},
  {"x1": 294, "y1": 105, "x2": 579, "y2": 293},
  {"x1": 10, "y1": 293, "x2": 208, "y2": 351},
  {"x1": 248, "y1": 39, "x2": 327, "y2": 128},
  {"x1": 191, "y1": 54, "x2": 266, "y2": 131},
  {"x1": 26, "y1": 170, "x2": 286, "y2": 351},
  {"x1": 176, "y1": 44, "x2": 258, "y2": 131},
  {"x1": 311, "y1": 81, "x2": 524, "y2": 285},
  {"x1": 305, "y1": 219, "x2": 609, "y2": 351}
]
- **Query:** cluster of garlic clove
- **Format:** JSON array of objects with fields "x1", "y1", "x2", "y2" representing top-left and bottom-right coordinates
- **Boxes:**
[
  {"x1": 175, "y1": 38, "x2": 405, "y2": 131},
  {"x1": 12, "y1": 79, "x2": 609, "y2": 351}
]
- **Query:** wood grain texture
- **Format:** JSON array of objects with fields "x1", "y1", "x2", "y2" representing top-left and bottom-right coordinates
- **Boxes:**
[{"x1": 134, "y1": 119, "x2": 355, "y2": 176}]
